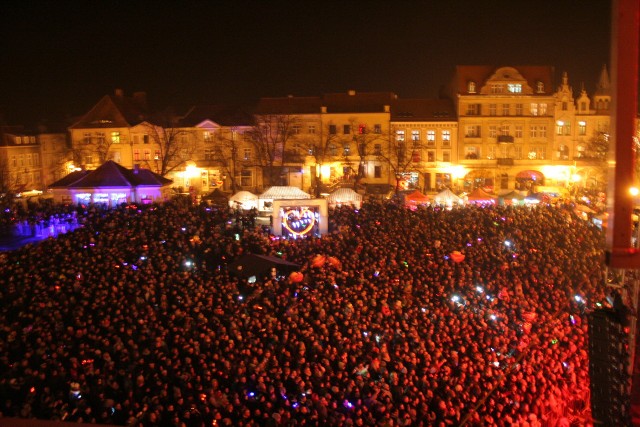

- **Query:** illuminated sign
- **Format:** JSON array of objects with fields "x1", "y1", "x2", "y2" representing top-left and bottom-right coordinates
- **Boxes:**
[{"x1": 282, "y1": 207, "x2": 317, "y2": 237}]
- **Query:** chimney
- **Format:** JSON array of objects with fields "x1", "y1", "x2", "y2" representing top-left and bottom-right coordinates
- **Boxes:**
[{"x1": 115, "y1": 88, "x2": 124, "y2": 98}]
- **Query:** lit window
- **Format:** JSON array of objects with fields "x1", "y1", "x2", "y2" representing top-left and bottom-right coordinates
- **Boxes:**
[
  {"x1": 539, "y1": 103, "x2": 547, "y2": 115},
  {"x1": 133, "y1": 149, "x2": 140, "y2": 161},
  {"x1": 111, "y1": 131, "x2": 121, "y2": 144},
  {"x1": 84, "y1": 133, "x2": 92, "y2": 144},
  {"x1": 468, "y1": 81, "x2": 476, "y2": 93},
  {"x1": 243, "y1": 148, "x2": 252, "y2": 160},
  {"x1": 530, "y1": 104, "x2": 538, "y2": 116},
  {"x1": 442, "y1": 130, "x2": 451, "y2": 146},
  {"x1": 536, "y1": 81, "x2": 545, "y2": 93},
  {"x1": 507, "y1": 84, "x2": 522, "y2": 93},
  {"x1": 411, "y1": 130, "x2": 420, "y2": 142},
  {"x1": 489, "y1": 126, "x2": 497, "y2": 138},
  {"x1": 144, "y1": 150, "x2": 151, "y2": 160},
  {"x1": 396, "y1": 130, "x2": 405, "y2": 142},
  {"x1": 578, "y1": 121, "x2": 587, "y2": 136},
  {"x1": 154, "y1": 150, "x2": 160, "y2": 160}
]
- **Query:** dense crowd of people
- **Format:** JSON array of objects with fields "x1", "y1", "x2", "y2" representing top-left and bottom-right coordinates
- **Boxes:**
[{"x1": 0, "y1": 197, "x2": 616, "y2": 426}]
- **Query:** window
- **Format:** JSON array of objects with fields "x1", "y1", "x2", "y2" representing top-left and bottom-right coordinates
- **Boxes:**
[
  {"x1": 134, "y1": 149, "x2": 140, "y2": 161},
  {"x1": 26, "y1": 154, "x2": 32, "y2": 166},
  {"x1": 33, "y1": 153, "x2": 39, "y2": 166},
  {"x1": 241, "y1": 170, "x2": 253, "y2": 187},
  {"x1": 442, "y1": 130, "x2": 451, "y2": 146},
  {"x1": 85, "y1": 154, "x2": 93, "y2": 165},
  {"x1": 487, "y1": 146, "x2": 497, "y2": 160},
  {"x1": 556, "y1": 121, "x2": 571, "y2": 135},
  {"x1": 426, "y1": 130, "x2": 436, "y2": 145},
  {"x1": 374, "y1": 165, "x2": 382, "y2": 178},
  {"x1": 489, "y1": 126, "x2": 497, "y2": 138},
  {"x1": 11, "y1": 156, "x2": 16, "y2": 167},
  {"x1": 500, "y1": 125, "x2": 510, "y2": 136},
  {"x1": 530, "y1": 125, "x2": 539, "y2": 138},
  {"x1": 411, "y1": 130, "x2": 420, "y2": 142},
  {"x1": 515, "y1": 104, "x2": 523, "y2": 115},
  {"x1": 507, "y1": 83, "x2": 522, "y2": 93},
  {"x1": 502, "y1": 104, "x2": 510, "y2": 115},
  {"x1": 467, "y1": 81, "x2": 476, "y2": 93},
  {"x1": 536, "y1": 81, "x2": 545, "y2": 93},
  {"x1": 427, "y1": 151, "x2": 435, "y2": 162},
  {"x1": 329, "y1": 125, "x2": 337, "y2": 135},
  {"x1": 539, "y1": 103, "x2": 547, "y2": 115},
  {"x1": 374, "y1": 144, "x2": 381, "y2": 155},
  {"x1": 112, "y1": 151, "x2": 122, "y2": 163},
  {"x1": 97, "y1": 133, "x2": 106, "y2": 144},
  {"x1": 530, "y1": 147, "x2": 546, "y2": 160},
  {"x1": 343, "y1": 124, "x2": 351, "y2": 135},
  {"x1": 578, "y1": 121, "x2": 587, "y2": 136},
  {"x1": 374, "y1": 124, "x2": 382, "y2": 134},
  {"x1": 490, "y1": 84, "x2": 504, "y2": 94},
  {"x1": 343, "y1": 143, "x2": 351, "y2": 155},
  {"x1": 530, "y1": 104, "x2": 538, "y2": 116},
  {"x1": 203, "y1": 131, "x2": 212, "y2": 142},
  {"x1": 243, "y1": 148, "x2": 252, "y2": 160},
  {"x1": 466, "y1": 104, "x2": 481, "y2": 115},
  {"x1": 308, "y1": 125, "x2": 316, "y2": 134},
  {"x1": 442, "y1": 151, "x2": 451, "y2": 162},
  {"x1": 465, "y1": 147, "x2": 479, "y2": 159},
  {"x1": 143, "y1": 134, "x2": 150, "y2": 144},
  {"x1": 111, "y1": 131, "x2": 121, "y2": 144},
  {"x1": 18, "y1": 155, "x2": 24, "y2": 166},
  {"x1": 84, "y1": 133, "x2": 92, "y2": 144},
  {"x1": 513, "y1": 146, "x2": 523, "y2": 159},
  {"x1": 154, "y1": 150, "x2": 161, "y2": 160},
  {"x1": 358, "y1": 124, "x2": 366, "y2": 134},
  {"x1": 515, "y1": 126, "x2": 523, "y2": 138},
  {"x1": 562, "y1": 102, "x2": 568, "y2": 111},
  {"x1": 396, "y1": 130, "x2": 405, "y2": 142},
  {"x1": 144, "y1": 150, "x2": 151, "y2": 160},
  {"x1": 329, "y1": 144, "x2": 337, "y2": 156},
  {"x1": 489, "y1": 104, "x2": 497, "y2": 116},
  {"x1": 465, "y1": 125, "x2": 480, "y2": 138}
]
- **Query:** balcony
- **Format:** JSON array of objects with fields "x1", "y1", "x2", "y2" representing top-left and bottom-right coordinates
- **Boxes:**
[
  {"x1": 496, "y1": 158, "x2": 514, "y2": 166},
  {"x1": 497, "y1": 135, "x2": 514, "y2": 143}
]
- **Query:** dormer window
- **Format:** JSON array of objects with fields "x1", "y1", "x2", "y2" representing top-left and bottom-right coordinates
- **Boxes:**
[
  {"x1": 467, "y1": 81, "x2": 476, "y2": 93},
  {"x1": 536, "y1": 81, "x2": 545, "y2": 93},
  {"x1": 507, "y1": 84, "x2": 522, "y2": 93}
]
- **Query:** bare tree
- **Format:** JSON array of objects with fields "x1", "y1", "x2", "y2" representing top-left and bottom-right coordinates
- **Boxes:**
[
  {"x1": 143, "y1": 111, "x2": 197, "y2": 176},
  {"x1": 212, "y1": 127, "x2": 244, "y2": 193},
  {"x1": 246, "y1": 114, "x2": 299, "y2": 187},
  {"x1": 296, "y1": 124, "x2": 338, "y2": 197},
  {"x1": 377, "y1": 135, "x2": 423, "y2": 194}
]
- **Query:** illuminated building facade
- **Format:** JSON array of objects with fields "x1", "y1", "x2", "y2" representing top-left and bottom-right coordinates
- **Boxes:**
[{"x1": 58, "y1": 65, "x2": 637, "y2": 199}]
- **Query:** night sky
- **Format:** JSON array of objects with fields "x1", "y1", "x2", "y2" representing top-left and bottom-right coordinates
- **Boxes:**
[{"x1": 0, "y1": 0, "x2": 613, "y2": 124}]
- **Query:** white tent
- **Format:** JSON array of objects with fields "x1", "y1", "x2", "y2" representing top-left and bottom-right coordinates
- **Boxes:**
[
  {"x1": 229, "y1": 191, "x2": 259, "y2": 210},
  {"x1": 259, "y1": 186, "x2": 311, "y2": 211},
  {"x1": 326, "y1": 188, "x2": 363, "y2": 209},
  {"x1": 433, "y1": 188, "x2": 463, "y2": 207}
]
